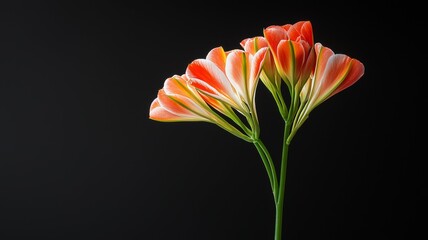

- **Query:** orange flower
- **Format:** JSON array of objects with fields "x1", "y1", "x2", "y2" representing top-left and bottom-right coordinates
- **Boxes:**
[
  {"x1": 149, "y1": 74, "x2": 217, "y2": 122},
  {"x1": 149, "y1": 20, "x2": 365, "y2": 240},
  {"x1": 264, "y1": 21, "x2": 316, "y2": 92},
  {"x1": 290, "y1": 43, "x2": 365, "y2": 142},
  {"x1": 186, "y1": 47, "x2": 267, "y2": 113},
  {"x1": 149, "y1": 74, "x2": 252, "y2": 141},
  {"x1": 185, "y1": 46, "x2": 267, "y2": 138},
  {"x1": 240, "y1": 37, "x2": 281, "y2": 97}
]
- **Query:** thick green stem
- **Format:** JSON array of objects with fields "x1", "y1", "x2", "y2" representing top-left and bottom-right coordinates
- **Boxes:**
[{"x1": 274, "y1": 122, "x2": 291, "y2": 240}]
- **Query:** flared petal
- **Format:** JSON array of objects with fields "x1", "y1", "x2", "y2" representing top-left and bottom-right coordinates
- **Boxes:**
[
  {"x1": 309, "y1": 43, "x2": 335, "y2": 100},
  {"x1": 291, "y1": 42, "x2": 364, "y2": 143},
  {"x1": 330, "y1": 58, "x2": 365, "y2": 97},
  {"x1": 187, "y1": 59, "x2": 239, "y2": 98},
  {"x1": 307, "y1": 43, "x2": 365, "y2": 109},
  {"x1": 186, "y1": 59, "x2": 244, "y2": 112},
  {"x1": 151, "y1": 90, "x2": 208, "y2": 122},
  {"x1": 206, "y1": 46, "x2": 228, "y2": 72},
  {"x1": 316, "y1": 55, "x2": 355, "y2": 101},
  {"x1": 163, "y1": 75, "x2": 194, "y2": 97},
  {"x1": 149, "y1": 98, "x2": 185, "y2": 122}
]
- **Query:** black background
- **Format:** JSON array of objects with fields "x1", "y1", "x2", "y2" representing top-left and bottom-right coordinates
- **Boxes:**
[{"x1": 0, "y1": 1, "x2": 424, "y2": 240}]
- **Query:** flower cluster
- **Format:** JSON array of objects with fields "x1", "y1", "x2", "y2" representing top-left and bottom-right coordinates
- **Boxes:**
[
  {"x1": 150, "y1": 21, "x2": 364, "y2": 143},
  {"x1": 149, "y1": 20, "x2": 364, "y2": 240}
]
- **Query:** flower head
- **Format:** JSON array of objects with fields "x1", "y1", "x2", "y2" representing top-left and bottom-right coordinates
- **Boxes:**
[
  {"x1": 290, "y1": 43, "x2": 365, "y2": 141},
  {"x1": 263, "y1": 21, "x2": 316, "y2": 92},
  {"x1": 149, "y1": 20, "x2": 365, "y2": 240}
]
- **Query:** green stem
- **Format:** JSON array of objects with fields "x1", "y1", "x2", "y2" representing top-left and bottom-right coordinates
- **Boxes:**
[
  {"x1": 253, "y1": 140, "x2": 278, "y2": 202},
  {"x1": 275, "y1": 90, "x2": 288, "y2": 120},
  {"x1": 275, "y1": 121, "x2": 291, "y2": 240}
]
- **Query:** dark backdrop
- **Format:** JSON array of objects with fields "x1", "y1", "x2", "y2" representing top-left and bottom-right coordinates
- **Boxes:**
[{"x1": 0, "y1": 1, "x2": 423, "y2": 240}]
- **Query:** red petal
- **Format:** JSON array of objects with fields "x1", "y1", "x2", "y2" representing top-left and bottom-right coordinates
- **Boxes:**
[
  {"x1": 294, "y1": 21, "x2": 314, "y2": 46},
  {"x1": 264, "y1": 25, "x2": 288, "y2": 56}
]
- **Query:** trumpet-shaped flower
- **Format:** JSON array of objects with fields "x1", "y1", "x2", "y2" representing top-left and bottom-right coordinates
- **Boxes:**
[
  {"x1": 290, "y1": 43, "x2": 365, "y2": 141},
  {"x1": 240, "y1": 37, "x2": 281, "y2": 97},
  {"x1": 186, "y1": 47, "x2": 267, "y2": 113},
  {"x1": 264, "y1": 21, "x2": 316, "y2": 93},
  {"x1": 149, "y1": 74, "x2": 251, "y2": 141},
  {"x1": 149, "y1": 74, "x2": 217, "y2": 122},
  {"x1": 185, "y1": 46, "x2": 267, "y2": 138}
]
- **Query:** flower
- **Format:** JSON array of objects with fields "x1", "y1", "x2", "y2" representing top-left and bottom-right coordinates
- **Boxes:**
[
  {"x1": 240, "y1": 37, "x2": 281, "y2": 98},
  {"x1": 149, "y1": 74, "x2": 213, "y2": 122},
  {"x1": 240, "y1": 21, "x2": 317, "y2": 119},
  {"x1": 149, "y1": 20, "x2": 364, "y2": 240},
  {"x1": 289, "y1": 43, "x2": 365, "y2": 142},
  {"x1": 186, "y1": 46, "x2": 268, "y2": 139},
  {"x1": 263, "y1": 21, "x2": 316, "y2": 93},
  {"x1": 149, "y1": 74, "x2": 251, "y2": 141}
]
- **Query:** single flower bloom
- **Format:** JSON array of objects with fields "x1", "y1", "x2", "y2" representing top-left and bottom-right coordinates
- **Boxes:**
[
  {"x1": 149, "y1": 74, "x2": 218, "y2": 122},
  {"x1": 263, "y1": 21, "x2": 316, "y2": 92},
  {"x1": 240, "y1": 36, "x2": 281, "y2": 95},
  {"x1": 290, "y1": 43, "x2": 365, "y2": 142},
  {"x1": 149, "y1": 74, "x2": 252, "y2": 141}
]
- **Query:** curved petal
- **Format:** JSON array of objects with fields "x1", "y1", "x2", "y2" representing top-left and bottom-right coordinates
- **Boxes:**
[
  {"x1": 149, "y1": 98, "x2": 183, "y2": 122},
  {"x1": 224, "y1": 48, "x2": 267, "y2": 104},
  {"x1": 157, "y1": 89, "x2": 208, "y2": 120},
  {"x1": 186, "y1": 59, "x2": 237, "y2": 99},
  {"x1": 292, "y1": 21, "x2": 314, "y2": 46},
  {"x1": 296, "y1": 46, "x2": 316, "y2": 91},
  {"x1": 186, "y1": 59, "x2": 242, "y2": 110},
  {"x1": 240, "y1": 36, "x2": 268, "y2": 54},
  {"x1": 261, "y1": 48, "x2": 279, "y2": 84},
  {"x1": 330, "y1": 58, "x2": 365, "y2": 96},
  {"x1": 284, "y1": 24, "x2": 301, "y2": 42},
  {"x1": 310, "y1": 44, "x2": 365, "y2": 108},
  {"x1": 150, "y1": 90, "x2": 207, "y2": 122},
  {"x1": 206, "y1": 46, "x2": 228, "y2": 72},
  {"x1": 264, "y1": 25, "x2": 289, "y2": 56},
  {"x1": 276, "y1": 40, "x2": 306, "y2": 85},
  {"x1": 163, "y1": 75, "x2": 193, "y2": 97},
  {"x1": 225, "y1": 50, "x2": 248, "y2": 100},
  {"x1": 317, "y1": 55, "x2": 353, "y2": 99},
  {"x1": 309, "y1": 43, "x2": 335, "y2": 100},
  {"x1": 249, "y1": 47, "x2": 268, "y2": 97},
  {"x1": 240, "y1": 37, "x2": 277, "y2": 88}
]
